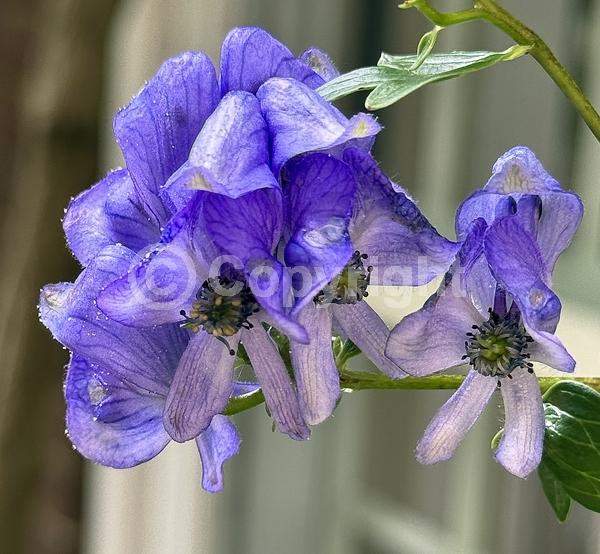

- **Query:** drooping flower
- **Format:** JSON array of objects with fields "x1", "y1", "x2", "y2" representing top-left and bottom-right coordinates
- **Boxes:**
[
  {"x1": 386, "y1": 148, "x2": 582, "y2": 478},
  {"x1": 57, "y1": 27, "x2": 381, "y2": 445},
  {"x1": 39, "y1": 246, "x2": 247, "y2": 492},
  {"x1": 97, "y1": 152, "x2": 358, "y2": 441},
  {"x1": 284, "y1": 147, "x2": 459, "y2": 424}
]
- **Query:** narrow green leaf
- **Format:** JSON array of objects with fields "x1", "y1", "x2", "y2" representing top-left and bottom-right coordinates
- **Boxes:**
[
  {"x1": 317, "y1": 45, "x2": 531, "y2": 109},
  {"x1": 317, "y1": 66, "x2": 397, "y2": 103},
  {"x1": 410, "y1": 26, "x2": 442, "y2": 71},
  {"x1": 541, "y1": 381, "x2": 600, "y2": 514},
  {"x1": 538, "y1": 459, "x2": 571, "y2": 522}
]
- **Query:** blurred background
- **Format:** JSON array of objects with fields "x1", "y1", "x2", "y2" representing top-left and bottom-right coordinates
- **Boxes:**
[{"x1": 1, "y1": 0, "x2": 600, "y2": 552}]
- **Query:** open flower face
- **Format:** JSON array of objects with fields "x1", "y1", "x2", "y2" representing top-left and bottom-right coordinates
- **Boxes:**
[
  {"x1": 386, "y1": 147, "x2": 582, "y2": 478},
  {"x1": 39, "y1": 245, "x2": 247, "y2": 492}
]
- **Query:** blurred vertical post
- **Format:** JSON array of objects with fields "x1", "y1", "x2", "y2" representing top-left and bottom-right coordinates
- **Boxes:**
[{"x1": 0, "y1": 0, "x2": 119, "y2": 552}]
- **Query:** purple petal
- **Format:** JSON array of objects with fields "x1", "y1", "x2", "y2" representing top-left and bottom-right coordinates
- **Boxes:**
[
  {"x1": 196, "y1": 415, "x2": 241, "y2": 493},
  {"x1": 202, "y1": 187, "x2": 282, "y2": 263},
  {"x1": 257, "y1": 78, "x2": 380, "y2": 173},
  {"x1": 114, "y1": 52, "x2": 219, "y2": 223},
  {"x1": 97, "y1": 201, "x2": 207, "y2": 327},
  {"x1": 416, "y1": 371, "x2": 497, "y2": 464},
  {"x1": 200, "y1": 188, "x2": 306, "y2": 342},
  {"x1": 334, "y1": 302, "x2": 406, "y2": 378},
  {"x1": 456, "y1": 147, "x2": 583, "y2": 270},
  {"x1": 300, "y1": 47, "x2": 339, "y2": 82},
  {"x1": 283, "y1": 153, "x2": 356, "y2": 312},
  {"x1": 386, "y1": 220, "x2": 488, "y2": 376},
  {"x1": 220, "y1": 27, "x2": 323, "y2": 94},
  {"x1": 65, "y1": 354, "x2": 170, "y2": 468},
  {"x1": 163, "y1": 91, "x2": 278, "y2": 211},
  {"x1": 527, "y1": 334, "x2": 576, "y2": 373},
  {"x1": 63, "y1": 169, "x2": 159, "y2": 266},
  {"x1": 495, "y1": 368, "x2": 544, "y2": 478},
  {"x1": 242, "y1": 326, "x2": 310, "y2": 440},
  {"x1": 248, "y1": 257, "x2": 308, "y2": 344},
  {"x1": 290, "y1": 303, "x2": 340, "y2": 425},
  {"x1": 163, "y1": 331, "x2": 237, "y2": 442},
  {"x1": 343, "y1": 148, "x2": 458, "y2": 286},
  {"x1": 484, "y1": 146, "x2": 561, "y2": 194},
  {"x1": 484, "y1": 216, "x2": 575, "y2": 372},
  {"x1": 40, "y1": 246, "x2": 187, "y2": 393},
  {"x1": 535, "y1": 191, "x2": 583, "y2": 272},
  {"x1": 455, "y1": 190, "x2": 508, "y2": 241}
]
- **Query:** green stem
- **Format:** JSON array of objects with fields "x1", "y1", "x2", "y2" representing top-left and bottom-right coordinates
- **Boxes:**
[
  {"x1": 222, "y1": 372, "x2": 600, "y2": 416},
  {"x1": 405, "y1": 0, "x2": 600, "y2": 142}
]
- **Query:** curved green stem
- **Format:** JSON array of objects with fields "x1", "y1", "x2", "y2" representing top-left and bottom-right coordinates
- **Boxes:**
[
  {"x1": 404, "y1": 0, "x2": 600, "y2": 142},
  {"x1": 222, "y1": 372, "x2": 600, "y2": 416}
]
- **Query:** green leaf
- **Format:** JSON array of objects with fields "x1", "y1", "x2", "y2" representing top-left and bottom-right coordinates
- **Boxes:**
[
  {"x1": 410, "y1": 26, "x2": 442, "y2": 71},
  {"x1": 541, "y1": 381, "x2": 600, "y2": 514},
  {"x1": 538, "y1": 459, "x2": 571, "y2": 522},
  {"x1": 317, "y1": 45, "x2": 531, "y2": 110}
]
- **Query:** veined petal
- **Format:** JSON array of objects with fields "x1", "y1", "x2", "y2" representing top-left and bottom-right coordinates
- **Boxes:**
[
  {"x1": 456, "y1": 147, "x2": 583, "y2": 270},
  {"x1": 97, "y1": 204, "x2": 207, "y2": 327},
  {"x1": 242, "y1": 326, "x2": 310, "y2": 440},
  {"x1": 66, "y1": 355, "x2": 170, "y2": 468},
  {"x1": 257, "y1": 78, "x2": 380, "y2": 173},
  {"x1": 300, "y1": 47, "x2": 339, "y2": 82},
  {"x1": 39, "y1": 246, "x2": 187, "y2": 393},
  {"x1": 334, "y1": 302, "x2": 405, "y2": 378},
  {"x1": 485, "y1": 146, "x2": 561, "y2": 194},
  {"x1": 416, "y1": 371, "x2": 497, "y2": 464},
  {"x1": 484, "y1": 216, "x2": 575, "y2": 372},
  {"x1": 496, "y1": 368, "x2": 544, "y2": 478},
  {"x1": 196, "y1": 415, "x2": 241, "y2": 493},
  {"x1": 290, "y1": 303, "x2": 340, "y2": 425},
  {"x1": 163, "y1": 91, "x2": 278, "y2": 211},
  {"x1": 220, "y1": 27, "x2": 323, "y2": 94},
  {"x1": 63, "y1": 169, "x2": 159, "y2": 266},
  {"x1": 386, "y1": 220, "x2": 487, "y2": 376},
  {"x1": 200, "y1": 188, "x2": 306, "y2": 342},
  {"x1": 342, "y1": 148, "x2": 458, "y2": 286},
  {"x1": 163, "y1": 331, "x2": 237, "y2": 442},
  {"x1": 114, "y1": 52, "x2": 219, "y2": 223},
  {"x1": 283, "y1": 153, "x2": 355, "y2": 313},
  {"x1": 202, "y1": 187, "x2": 282, "y2": 264}
]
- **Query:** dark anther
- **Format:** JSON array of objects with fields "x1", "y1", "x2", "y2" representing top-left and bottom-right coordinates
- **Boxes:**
[
  {"x1": 464, "y1": 308, "x2": 532, "y2": 380},
  {"x1": 314, "y1": 250, "x2": 372, "y2": 305},
  {"x1": 179, "y1": 273, "x2": 259, "y2": 341}
]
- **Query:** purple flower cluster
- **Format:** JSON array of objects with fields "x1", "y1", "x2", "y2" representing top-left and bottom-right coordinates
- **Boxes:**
[{"x1": 40, "y1": 28, "x2": 582, "y2": 489}]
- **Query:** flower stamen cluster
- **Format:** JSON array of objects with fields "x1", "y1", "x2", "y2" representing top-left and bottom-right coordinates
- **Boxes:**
[
  {"x1": 463, "y1": 308, "x2": 533, "y2": 384},
  {"x1": 314, "y1": 250, "x2": 372, "y2": 305},
  {"x1": 180, "y1": 275, "x2": 259, "y2": 352}
]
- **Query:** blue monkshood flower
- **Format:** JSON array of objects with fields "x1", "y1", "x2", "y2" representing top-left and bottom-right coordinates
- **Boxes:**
[
  {"x1": 286, "y1": 147, "x2": 459, "y2": 424},
  {"x1": 39, "y1": 246, "x2": 251, "y2": 492},
  {"x1": 62, "y1": 26, "x2": 376, "y2": 268},
  {"x1": 96, "y1": 153, "x2": 361, "y2": 440},
  {"x1": 58, "y1": 28, "x2": 381, "y2": 443},
  {"x1": 386, "y1": 191, "x2": 581, "y2": 477}
]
